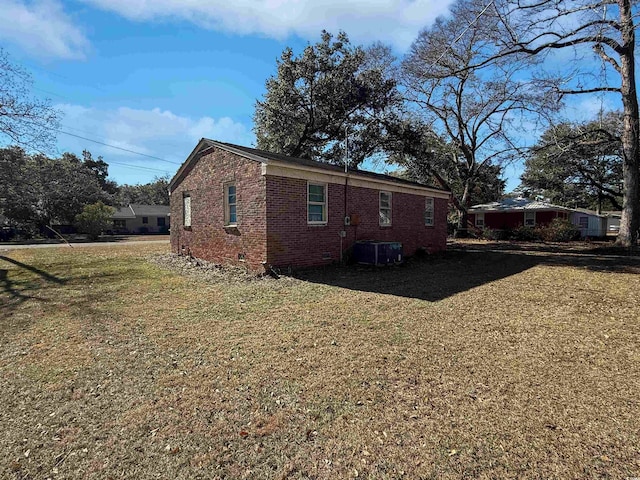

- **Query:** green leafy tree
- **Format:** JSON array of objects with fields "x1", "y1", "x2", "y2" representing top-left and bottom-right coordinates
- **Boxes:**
[
  {"x1": 0, "y1": 147, "x2": 115, "y2": 230},
  {"x1": 254, "y1": 31, "x2": 401, "y2": 167},
  {"x1": 75, "y1": 201, "x2": 115, "y2": 240},
  {"x1": 116, "y1": 175, "x2": 170, "y2": 206},
  {"x1": 522, "y1": 113, "x2": 623, "y2": 212}
]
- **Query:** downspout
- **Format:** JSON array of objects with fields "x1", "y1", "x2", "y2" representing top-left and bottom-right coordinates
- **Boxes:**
[{"x1": 340, "y1": 128, "x2": 349, "y2": 264}]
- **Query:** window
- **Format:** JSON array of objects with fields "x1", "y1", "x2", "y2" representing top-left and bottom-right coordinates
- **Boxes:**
[
  {"x1": 142, "y1": 216, "x2": 149, "y2": 224},
  {"x1": 224, "y1": 183, "x2": 237, "y2": 225},
  {"x1": 475, "y1": 213, "x2": 485, "y2": 228},
  {"x1": 308, "y1": 183, "x2": 327, "y2": 224},
  {"x1": 157, "y1": 217, "x2": 166, "y2": 227},
  {"x1": 578, "y1": 216, "x2": 588, "y2": 229},
  {"x1": 379, "y1": 191, "x2": 392, "y2": 226},
  {"x1": 183, "y1": 194, "x2": 191, "y2": 227},
  {"x1": 425, "y1": 197, "x2": 434, "y2": 226},
  {"x1": 524, "y1": 211, "x2": 535, "y2": 227},
  {"x1": 113, "y1": 219, "x2": 126, "y2": 229}
]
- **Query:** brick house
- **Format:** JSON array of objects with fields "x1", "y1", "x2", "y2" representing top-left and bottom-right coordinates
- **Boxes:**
[
  {"x1": 169, "y1": 139, "x2": 450, "y2": 271},
  {"x1": 467, "y1": 198, "x2": 572, "y2": 231}
]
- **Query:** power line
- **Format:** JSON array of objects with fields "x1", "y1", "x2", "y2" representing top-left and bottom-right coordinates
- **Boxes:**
[
  {"x1": 105, "y1": 159, "x2": 173, "y2": 174},
  {"x1": 431, "y1": 0, "x2": 495, "y2": 68},
  {"x1": 51, "y1": 127, "x2": 182, "y2": 165}
]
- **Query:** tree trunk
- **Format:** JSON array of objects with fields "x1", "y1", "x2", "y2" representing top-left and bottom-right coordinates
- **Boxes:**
[
  {"x1": 455, "y1": 208, "x2": 469, "y2": 237},
  {"x1": 616, "y1": 0, "x2": 640, "y2": 248}
]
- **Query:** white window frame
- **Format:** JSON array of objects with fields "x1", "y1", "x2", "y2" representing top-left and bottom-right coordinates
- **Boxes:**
[
  {"x1": 524, "y1": 211, "x2": 536, "y2": 227},
  {"x1": 307, "y1": 182, "x2": 327, "y2": 225},
  {"x1": 183, "y1": 193, "x2": 191, "y2": 227},
  {"x1": 425, "y1": 197, "x2": 434, "y2": 226},
  {"x1": 224, "y1": 183, "x2": 237, "y2": 226},
  {"x1": 475, "y1": 212, "x2": 485, "y2": 228},
  {"x1": 379, "y1": 191, "x2": 392, "y2": 227}
]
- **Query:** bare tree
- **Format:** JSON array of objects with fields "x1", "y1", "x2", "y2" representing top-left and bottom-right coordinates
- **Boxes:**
[
  {"x1": 479, "y1": 0, "x2": 639, "y2": 247},
  {"x1": 0, "y1": 49, "x2": 60, "y2": 151},
  {"x1": 401, "y1": 0, "x2": 545, "y2": 235}
]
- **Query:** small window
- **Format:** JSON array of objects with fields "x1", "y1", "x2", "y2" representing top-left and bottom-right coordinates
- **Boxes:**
[
  {"x1": 379, "y1": 191, "x2": 392, "y2": 226},
  {"x1": 578, "y1": 216, "x2": 588, "y2": 229},
  {"x1": 224, "y1": 183, "x2": 237, "y2": 225},
  {"x1": 183, "y1": 194, "x2": 191, "y2": 227},
  {"x1": 524, "y1": 211, "x2": 535, "y2": 227},
  {"x1": 308, "y1": 183, "x2": 327, "y2": 224},
  {"x1": 142, "y1": 216, "x2": 149, "y2": 224},
  {"x1": 425, "y1": 197, "x2": 434, "y2": 226},
  {"x1": 157, "y1": 217, "x2": 166, "y2": 227},
  {"x1": 475, "y1": 213, "x2": 485, "y2": 228}
]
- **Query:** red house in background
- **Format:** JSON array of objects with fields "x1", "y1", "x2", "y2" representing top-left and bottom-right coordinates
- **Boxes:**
[
  {"x1": 169, "y1": 139, "x2": 450, "y2": 271},
  {"x1": 467, "y1": 198, "x2": 572, "y2": 231}
]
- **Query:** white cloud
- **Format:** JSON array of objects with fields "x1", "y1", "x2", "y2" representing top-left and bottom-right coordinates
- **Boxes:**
[
  {"x1": 80, "y1": 0, "x2": 455, "y2": 50},
  {"x1": 55, "y1": 104, "x2": 254, "y2": 183},
  {"x1": 0, "y1": 0, "x2": 89, "y2": 60}
]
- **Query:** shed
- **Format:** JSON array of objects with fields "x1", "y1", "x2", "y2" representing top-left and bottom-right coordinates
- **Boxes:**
[{"x1": 570, "y1": 209, "x2": 608, "y2": 238}]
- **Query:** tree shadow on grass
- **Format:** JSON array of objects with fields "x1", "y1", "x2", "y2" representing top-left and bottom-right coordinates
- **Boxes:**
[
  {"x1": 292, "y1": 248, "x2": 640, "y2": 302},
  {"x1": 0, "y1": 255, "x2": 67, "y2": 329}
]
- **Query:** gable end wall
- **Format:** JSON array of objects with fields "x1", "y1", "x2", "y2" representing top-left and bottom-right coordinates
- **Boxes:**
[{"x1": 170, "y1": 149, "x2": 267, "y2": 270}]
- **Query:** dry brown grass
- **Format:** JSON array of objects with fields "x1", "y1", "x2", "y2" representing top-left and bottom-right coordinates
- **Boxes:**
[{"x1": 1, "y1": 242, "x2": 639, "y2": 479}]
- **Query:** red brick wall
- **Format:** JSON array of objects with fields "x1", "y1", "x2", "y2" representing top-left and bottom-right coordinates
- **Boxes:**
[
  {"x1": 470, "y1": 210, "x2": 570, "y2": 231},
  {"x1": 265, "y1": 176, "x2": 448, "y2": 268},
  {"x1": 170, "y1": 148, "x2": 267, "y2": 271}
]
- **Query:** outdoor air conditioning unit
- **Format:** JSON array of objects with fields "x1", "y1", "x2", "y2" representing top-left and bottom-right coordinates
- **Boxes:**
[{"x1": 353, "y1": 241, "x2": 403, "y2": 266}]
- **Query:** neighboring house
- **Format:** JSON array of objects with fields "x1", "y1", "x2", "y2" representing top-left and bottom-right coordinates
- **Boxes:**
[
  {"x1": 468, "y1": 198, "x2": 610, "y2": 238},
  {"x1": 570, "y1": 209, "x2": 608, "y2": 238},
  {"x1": 169, "y1": 139, "x2": 450, "y2": 271},
  {"x1": 112, "y1": 204, "x2": 170, "y2": 234},
  {"x1": 468, "y1": 198, "x2": 572, "y2": 231}
]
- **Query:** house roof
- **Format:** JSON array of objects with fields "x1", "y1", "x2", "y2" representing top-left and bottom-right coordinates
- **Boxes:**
[
  {"x1": 169, "y1": 138, "x2": 450, "y2": 196},
  {"x1": 468, "y1": 198, "x2": 573, "y2": 213},
  {"x1": 112, "y1": 204, "x2": 169, "y2": 219},
  {"x1": 571, "y1": 208, "x2": 607, "y2": 218}
]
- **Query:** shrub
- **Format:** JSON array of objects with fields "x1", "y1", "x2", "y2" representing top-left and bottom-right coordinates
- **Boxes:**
[
  {"x1": 510, "y1": 225, "x2": 539, "y2": 241},
  {"x1": 75, "y1": 202, "x2": 115, "y2": 240},
  {"x1": 537, "y1": 218, "x2": 581, "y2": 242},
  {"x1": 481, "y1": 228, "x2": 511, "y2": 241}
]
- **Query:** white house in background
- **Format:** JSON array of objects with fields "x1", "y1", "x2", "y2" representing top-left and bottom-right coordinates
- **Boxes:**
[
  {"x1": 112, "y1": 204, "x2": 170, "y2": 234},
  {"x1": 570, "y1": 209, "x2": 608, "y2": 238}
]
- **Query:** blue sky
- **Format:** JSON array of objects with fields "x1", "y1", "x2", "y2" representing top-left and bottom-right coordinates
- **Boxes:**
[{"x1": 0, "y1": 0, "x2": 618, "y2": 192}]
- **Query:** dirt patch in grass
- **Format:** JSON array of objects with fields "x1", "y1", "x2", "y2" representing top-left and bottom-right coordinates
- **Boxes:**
[
  {"x1": 149, "y1": 253, "x2": 273, "y2": 284},
  {"x1": 1, "y1": 243, "x2": 640, "y2": 479}
]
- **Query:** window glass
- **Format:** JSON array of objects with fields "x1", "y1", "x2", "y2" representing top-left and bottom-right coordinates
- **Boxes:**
[
  {"x1": 308, "y1": 183, "x2": 327, "y2": 223},
  {"x1": 425, "y1": 197, "x2": 434, "y2": 226},
  {"x1": 379, "y1": 191, "x2": 392, "y2": 226},
  {"x1": 183, "y1": 194, "x2": 191, "y2": 227},
  {"x1": 579, "y1": 216, "x2": 588, "y2": 228},
  {"x1": 225, "y1": 183, "x2": 237, "y2": 225},
  {"x1": 524, "y1": 211, "x2": 535, "y2": 226}
]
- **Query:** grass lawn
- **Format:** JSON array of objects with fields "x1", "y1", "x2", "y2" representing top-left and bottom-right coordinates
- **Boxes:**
[{"x1": 1, "y1": 242, "x2": 639, "y2": 479}]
